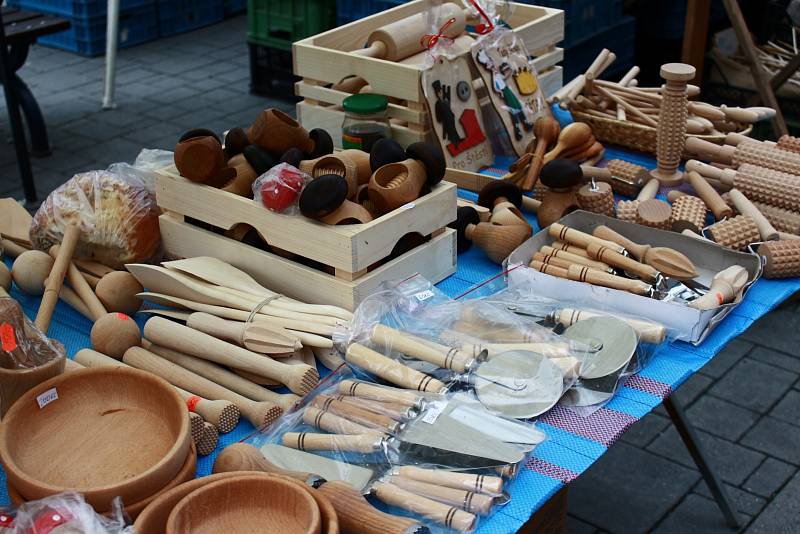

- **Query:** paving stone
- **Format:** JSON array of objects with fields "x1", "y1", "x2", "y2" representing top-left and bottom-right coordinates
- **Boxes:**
[
  {"x1": 673, "y1": 373, "x2": 714, "y2": 408},
  {"x1": 743, "y1": 458, "x2": 797, "y2": 499},
  {"x1": 771, "y1": 390, "x2": 800, "y2": 426},
  {"x1": 648, "y1": 426, "x2": 764, "y2": 486},
  {"x1": 747, "y1": 346, "x2": 800, "y2": 374},
  {"x1": 567, "y1": 442, "x2": 699, "y2": 533},
  {"x1": 699, "y1": 338, "x2": 753, "y2": 379},
  {"x1": 620, "y1": 411, "x2": 670, "y2": 447},
  {"x1": 709, "y1": 358, "x2": 796, "y2": 412},
  {"x1": 747, "y1": 471, "x2": 800, "y2": 533},
  {"x1": 693, "y1": 480, "x2": 766, "y2": 516},
  {"x1": 565, "y1": 515, "x2": 597, "y2": 534},
  {"x1": 652, "y1": 494, "x2": 748, "y2": 534},
  {"x1": 740, "y1": 308, "x2": 800, "y2": 354},
  {"x1": 686, "y1": 395, "x2": 759, "y2": 440},
  {"x1": 741, "y1": 417, "x2": 800, "y2": 466}
]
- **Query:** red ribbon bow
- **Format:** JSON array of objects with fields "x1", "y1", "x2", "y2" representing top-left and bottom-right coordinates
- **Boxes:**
[{"x1": 420, "y1": 17, "x2": 457, "y2": 50}]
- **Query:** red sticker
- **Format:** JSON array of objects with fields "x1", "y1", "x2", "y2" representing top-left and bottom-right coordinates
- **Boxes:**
[
  {"x1": 116, "y1": 313, "x2": 130, "y2": 321},
  {"x1": 0, "y1": 514, "x2": 13, "y2": 527},
  {"x1": 716, "y1": 292, "x2": 725, "y2": 305},
  {"x1": 0, "y1": 323, "x2": 17, "y2": 352},
  {"x1": 30, "y1": 508, "x2": 72, "y2": 534},
  {"x1": 186, "y1": 396, "x2": 201, "y2": 412}
]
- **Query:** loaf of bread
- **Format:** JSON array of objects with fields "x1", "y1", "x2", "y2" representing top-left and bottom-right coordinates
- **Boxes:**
[{"x1": 30, "y1": 170, "x2": 160, "y2": 268}]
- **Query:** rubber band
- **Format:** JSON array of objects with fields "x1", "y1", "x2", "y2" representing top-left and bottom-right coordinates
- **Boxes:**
[{"x1": 245, "y1": 294, "x2": 284, "y2": 326}]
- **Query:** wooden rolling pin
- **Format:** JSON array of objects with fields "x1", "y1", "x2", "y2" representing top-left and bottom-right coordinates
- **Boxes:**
[
  {"x1": 352, "y1": 2, "x2": 465, "y2": 61},
  {"x1": 122, "y1": 346, "x2": 283, "y2": 428},
  {"x1": 345, "y1": 343, "x2": 447, "y2": 393},
  {"x1": 143, "y1": 317, "x2": 319, "y2": 395},
  {"x1": 72, "y1": 348, "x2": 241, "y2": 433},
  {"x1": 35, "y1": 223, "x2": 79, "y2": 332},
  {"x1": 143, "y1": 341, "x2": 299, "y2": 411}
]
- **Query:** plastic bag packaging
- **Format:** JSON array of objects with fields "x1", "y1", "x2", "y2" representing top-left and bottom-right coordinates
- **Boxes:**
[
  {"x1": 108, "y1": 148, "x2": 174, "y2": 195},
  {"x1": 30, "y1": 168, "x2": 160, "y2": 269},
  {"x1": 9, "y1": 493, "x2": 132, "y2": 534},
  {"x1": 252, "y1": 163, "x2": 310, "y2": 215},
  {"x1": 245, "y1": 366, "x2": 543, "y2": 533},
  {"x1": 0, "y1": 298, "x2": 64, "y2": 369},
  {"x1": 0, "y1": 508, "x2": 14, "y2": 532}
]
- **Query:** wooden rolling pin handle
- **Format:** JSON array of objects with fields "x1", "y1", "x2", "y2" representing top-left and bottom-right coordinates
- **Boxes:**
[
  {"x1": 685, "y1": 137, "x2": 735, "y2": 164},
  {"x1": 282, "y1": 432, "x2": 382, "y2": 454},
  {"x1": 338, "y1": 379, "x2": 423, "y2": 408},
  {"x1": 389, "y1": 475, "x2": 494, "y2": 515},
  {"x1": 728, "y1": 189, "x2": 780, "y2": 241},
  {"x1": 373, "y1": 482, "x2": 477, "y2": 532},
  {"x1": 591, "y1": 226, "x2": 649, "y2": 259},
  {"x1": 186, "y1": 312, "x2": 244, "y2": 345},
  {"x1": 303, "y1": 406, "x2": 378, "y2": 435},
  {"x1": 36, "y1": 223, "x2": 80, "y2": 332},
  {"x1": 585, "y1": 242, "x2": 659, "y2": 281},
  {"x1": 637, "y1": 178, "x2": 660, "y2": 201},
  {"x1": 548, "y1": 223, "x2": 625, "y2": 254},
  {"x1": 686, "y1": 171, "x2": 733, "y2": 220},
  {"x1": 351, "y1": 40, "x2": 387, "y2": 58},
  {"x1": 580, "y1": 166, "x2": 612, "y2": 180},
  {"x1": 370, "y1": 324, "x2": 472, "y2": 372},
  {"x1": 397, "y1": 465, "x2": 503, "y2": 496},
  {"x1": 345, "y1": 343, "x2": 447, "y2": 393},
  {"x1": 567, "y1": 265, "x2": 651, "y2": 295}
]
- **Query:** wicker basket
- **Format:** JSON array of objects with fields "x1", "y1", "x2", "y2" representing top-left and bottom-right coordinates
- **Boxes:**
[{"x1": 571, "y1": 110, "x2": 752, "y2": 157}]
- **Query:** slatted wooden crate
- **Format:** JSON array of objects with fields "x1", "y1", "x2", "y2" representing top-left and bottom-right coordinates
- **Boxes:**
[
  {"x1": 155, "y1": 166, "x2": 457, "y2": 310},
  {"x1": 293, "y1": 1, "x2": 565, "y2": 148}
]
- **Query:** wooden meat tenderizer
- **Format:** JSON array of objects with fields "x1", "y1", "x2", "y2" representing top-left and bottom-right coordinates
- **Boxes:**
[
  {"x1": 727, "y1": 189, "x2": 779, "y2": 241},
  {"x1": 650, "y1": 63, "x2": 696, "y2": 186},
  {"x1": 583, "y1": 160, "x2": 648, "y2": 198},
  {"x1": 592, "y1": 225, "x2": 698, "y2": 279},
  {"x1": 577, "y1": 180, "x2": 615, "y2": 217},
  {"x1": 706, "y1": 215, "x2": 761, "y2": 251},
  {"x1": 757, "y1": 241, "x2": 800, "y2": 278},
  {"x1": 689, "y1": 266, "x2": 748, "y2": 310},
  {"x1": 667, "y1": 190, "x2": 708, "y2": 234}
]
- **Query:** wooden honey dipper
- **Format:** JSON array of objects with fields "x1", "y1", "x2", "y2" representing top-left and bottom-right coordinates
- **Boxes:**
[{"x1": 592, "y1": 225, "x2": 698, "y2": 279}]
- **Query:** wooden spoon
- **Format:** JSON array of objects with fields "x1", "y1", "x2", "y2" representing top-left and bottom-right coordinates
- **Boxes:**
[
  {"x1": 592, "y1": 225, "x2": 698, "y2": 280},
  {"x1": 522, "y1": 117, "x2": 561, "y2": 191},
  {"x1": 543, "y1": 122, "x2": 593, "y2": 164}
]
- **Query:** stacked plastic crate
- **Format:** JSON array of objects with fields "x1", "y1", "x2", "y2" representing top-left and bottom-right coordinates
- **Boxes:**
[
  {"x1": 335, "y1": 0, "x2": 407, "y2": 25},
  {"x1": 155, "y1": 0, "x2": 224, "y2": 38},
  {"x1": 5, "y1": 0, "x2": 159, "y2": 56},
  {"x1": 247, "y1": 0, "x2": 336, "y2": 98},
  {"x1": 529, "y1": 0, "x2": 635, "y2": 81}
]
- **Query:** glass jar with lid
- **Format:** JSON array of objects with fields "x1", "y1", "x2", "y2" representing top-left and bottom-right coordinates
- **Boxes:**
[{"x1": 342, "y1": 93, "x2": 391, "y2": 152}]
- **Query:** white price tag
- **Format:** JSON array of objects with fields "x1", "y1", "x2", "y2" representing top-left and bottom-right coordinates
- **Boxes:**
[
  {"x1": 414, "y1": 290, "x2": 435, "y2": 302},
  {"x1": 420, "y1": 401, "x2": 446, "y2": 424},
  {"x1": 36, "y1": 388, "x2": 58, "y2": 409}
]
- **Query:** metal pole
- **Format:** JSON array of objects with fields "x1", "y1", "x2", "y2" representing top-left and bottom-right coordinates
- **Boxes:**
[{"x1": 102, "y1": 0, "x2": 120, "y2": 109}]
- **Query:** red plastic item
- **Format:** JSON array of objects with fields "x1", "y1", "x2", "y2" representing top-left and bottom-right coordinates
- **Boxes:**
[{"x1": 259, "y1": 165, "x2": 306, "y2": 212}]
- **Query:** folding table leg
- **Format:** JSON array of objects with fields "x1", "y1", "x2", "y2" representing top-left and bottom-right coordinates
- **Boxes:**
[{"x1": 664, "y1": 396, "x2": 740, "y2": 529}]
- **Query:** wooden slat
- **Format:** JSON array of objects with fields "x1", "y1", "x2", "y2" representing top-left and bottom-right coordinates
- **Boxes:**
[{"x1": 294, "y1": 82, "x2": 429, "y2": 125}]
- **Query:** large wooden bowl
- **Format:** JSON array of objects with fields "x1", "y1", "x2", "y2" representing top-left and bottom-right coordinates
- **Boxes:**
[
  {"x1": 7, "y1": 442, "x2": 198, "y2": 519},
  {"x1": 166, "y1": 473, "x2": 322, "y2": 534},
  {"x1": 0, "y1": 367, "x2": 191, "y2": 510}
]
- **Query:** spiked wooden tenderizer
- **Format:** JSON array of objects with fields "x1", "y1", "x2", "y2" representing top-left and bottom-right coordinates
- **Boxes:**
[
  {"x1": 650, "y1": 63, "x2": 696, "y2": 186},
  {"x1": 667, "y1": 191, "x2": 708, "y2": 234},
  {"x1": 577, "y1": 181, "x2": 615, "y2": 217},
  {"x1": 706, "y1": 215, "x2": 760, "y2": 251}
]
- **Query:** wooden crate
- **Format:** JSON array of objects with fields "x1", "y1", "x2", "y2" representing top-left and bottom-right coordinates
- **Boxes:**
[
  {"x1": 293, "y1": 1, "x2": 564, "y2": 148},
  {"x1": 156, "y1": 164, "x2": 456, "y2": 274},
  {"x1": 159, "y1": 214, "x2": 456, "y2": 311}
]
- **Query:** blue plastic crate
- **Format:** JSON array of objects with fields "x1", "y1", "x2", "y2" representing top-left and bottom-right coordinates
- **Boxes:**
[
  {"x1": 561, "y1": 16, "x2": 635, "y2": 81},
  {"x1": 335, "y1": 0, "x2": 407, "y2": 26},
  {"x1": 520, "y1": 0, "x2": 623, "y2": 47},
  {"x1": 156, "y1": 0, "x2": 224, "y2": 37},
  {"x1": 37, "y1": 3, "x2": 158, "y2": 56},
  {"x1": 224, "y1": 0, "x2": 245, "y2": 16},
  {"x1": 5, "y1": 0, "x2": 150, "y2": 18}
]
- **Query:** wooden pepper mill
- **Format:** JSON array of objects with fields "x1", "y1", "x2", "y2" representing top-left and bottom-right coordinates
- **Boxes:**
[
  {"x1": 449, "y1": 206, "x2": 531, "y2": 263},
  {"x1": 536, "y1": 159, "x2": 584, "y2": 228},
  {"x1": 650, "y1": 63, "x2": 696, "y2": 186}
]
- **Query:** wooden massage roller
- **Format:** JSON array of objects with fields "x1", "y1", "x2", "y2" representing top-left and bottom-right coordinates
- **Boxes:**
[
  {"x1": 615, "y1": 175, "x2": 661, "y2": 223},
  {"x1": 775, "y1": 134, "x2": 800, "y2": 154},
  {"x1": 669, "y1": 194, "x2": 708, "y2": 233},
  {"x1": 582, "y1": 159, "x2": 648, "y2": 197},
  {"x1": 651, "y1": 63, "x2": 696, "y2": 186},
  {"x1": 757, "y1": 241, "x2": 800, "y2": 278},
  {"x1": 706, "y1": 215, "x2": 760, "y2": 251},
  {"x1": 577, "y1": 181, "x2": 615, "y2": 217},
  {"x1": 721, "y1": 193, "x2": 800, "y2": 235},
  {"x1": 686, "y1": 160, "x2": 800, "y2": 212},
  {"x1": 687, "y1": 137, "x2": 800, "y2": 176}
]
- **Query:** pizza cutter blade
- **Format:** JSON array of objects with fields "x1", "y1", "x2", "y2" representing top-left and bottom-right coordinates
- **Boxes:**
[{"x1": 562, "y1": 316, "x2": 638, "y2": 380}]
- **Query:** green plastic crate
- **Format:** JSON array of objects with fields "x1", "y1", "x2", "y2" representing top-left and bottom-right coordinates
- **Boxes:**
[{"x1": 247, "y1": 0, "x2": 336, "y2": 51}]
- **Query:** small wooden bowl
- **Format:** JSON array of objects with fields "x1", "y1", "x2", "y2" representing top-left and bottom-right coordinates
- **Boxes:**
[
  {"x1": 8, "y1": 442, "x2": 198, "y2": 519},
  {"x1": 0, "y1": 354, "x2": 65, "y2": 419},
  {"x1": 166, "y1": 473, "x2": 322, "y2": 534},
  {"x1": 0, "y1": 367, "x2": 191, "y2": 511},
  {"x1": 137, "y1": 472, "x2": 338, "y2": 534}
]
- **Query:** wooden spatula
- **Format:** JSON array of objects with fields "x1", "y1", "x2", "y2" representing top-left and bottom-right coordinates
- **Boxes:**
[
  {"x1": 0, "y1": 198, "x2": 32, "y2": 247},
  {"x1": 592, "y1": 225, "x2": 698, "y2": 280}
]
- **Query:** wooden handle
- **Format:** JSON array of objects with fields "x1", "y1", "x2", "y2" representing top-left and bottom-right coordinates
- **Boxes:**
[
  {"x1": 554, "y1": 309, "x2": 666, "y2": 344},
  {"x1": 686, "y1": 171, "x2": 732, "y2": 220},
  {"x1": 585, "y1": 242, "x2": 659, "y2": 282},
  {"x1": 684, "y1": 160, "x2": 736, "y2": 186},
  {"x1": 549, "y1": 223, "x2": 625, "y2": 254},
  {"x1": 303, "y1": 406, "x2": 379, "y2": 435},
  {"x1": 345, "y1": 343, "x2": 447, "y2": 393},
  {"x1": 373, "y1": 482, "x2": 477, "y2": 532},
  {"x1": 334, "y1": 394, "x2": 414, "y2": 421},
  {"x1": 36, "y1": 223, "x2": 80, "y2": 332},
  {"x1": 728, "y1": 189, "x2": 779, "y2": 240},
  {"x1": 533, "y1": 252, "x2": 593, "y2": 274},
  {"x1": 580, "y1": 166, "x2": 612, "y2": 180},
  {"x1": 389, "y1": 475, "x2": 494, "y2": 515},
  {"x1": 529, "y1": 260, "x2": 569, "y2": 279},
  {"x1": 591, "y1": 225, "x2": 648, "y2": 258},
  {"x1": 122, "y1": 346, "x2": 282, "y2": 428},
  {"x1": 521, "y1": 139, "x2": 548, "y2": 191},
  {"x1": 319, "y1": 480, "x2": 425, "y2": 534},
  {"x1": 311, "y1": 394, "x2": 400, "y2": 434},
  {"x1": 370, "y1": 324, "x2": 472, "y2": 373},
  {"x1": 397, "y1": 465, "x2": 503, "y2": 495},
  {"x1": 186, "y1": 311, "x2": 244, "y2": 345},
  {"x1": 211, "y1": 443, "x2": 323, "y2": 486},
  {"x1": 338, "y1": 380, "x2": 423, "y2": 408},
  {"x1": 685, "y1": 137, "x2": 735, "y2": 164},
  {"x1": 540, "y1": 246, "x2": 613, "y2": 272},
  {"x1": 567, "y1": 265, "x2": 652, "y2": 295},
  {"x1": 56, "y1": 284, "x2": 93, "y2": 321},
  {"x1": 144, "y1": 342, "x2": 299, "y2": 411},
  {"x1": 143, "y1": 316, "x2": 318, "y2": 396},
  {"x1": 464, "y1": 342, "x2": 573, "y2": 360},
  {"x1": 48, "y1": 245, "x2": 107, "y2": 321},
  {"x1": 689, "y1": 265, "x2": 749, "y2": 310},
  {"x1": 282, "y1": 432, "x2": 383, "y2": 454},
  {"x1": 636, "y1": 178, "x2": 660, "y2": 201}
]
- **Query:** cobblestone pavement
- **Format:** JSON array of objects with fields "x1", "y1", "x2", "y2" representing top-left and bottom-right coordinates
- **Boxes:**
[{"x1": 1, "y1": 15, "x2": 797, "y2": 534}]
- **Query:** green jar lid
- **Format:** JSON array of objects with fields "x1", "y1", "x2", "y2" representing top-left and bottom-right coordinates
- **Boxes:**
[{"x1": 343, "y1": 93, "x2": 388, "y2": 114}]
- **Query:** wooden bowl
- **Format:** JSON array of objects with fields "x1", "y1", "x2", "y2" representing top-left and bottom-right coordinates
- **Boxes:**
[
  {"x1": 166, "y1": 473, "x2": 322, "y2": 534},
  {"x1": 0, "y1": 367, "x2": 191, "y2": 511},
  {"x1": 8, "y1": 442, "x2": 198, "y2": 519},
  {"x1": 136, "y1": 471, "x2": 337, "y2": 534},
  {"x1": 0, "y1": 354, "x2": 65, "y2": 418}
]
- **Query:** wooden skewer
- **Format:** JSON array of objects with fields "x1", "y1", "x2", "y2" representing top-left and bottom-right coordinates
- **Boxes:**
[
  {"x1": 593, "y1": 85, "x2": 658, "y2": 127},
  {"x1": 36, "y1": 223, "x2": 79, "y2": 332}
]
